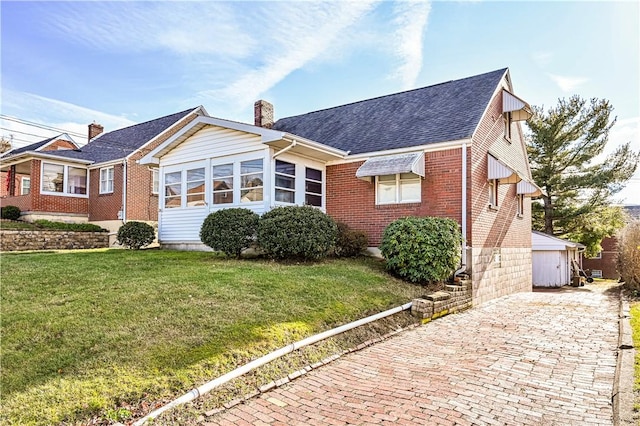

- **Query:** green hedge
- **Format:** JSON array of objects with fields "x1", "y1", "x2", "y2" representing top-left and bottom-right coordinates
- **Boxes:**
[
  {"x1": 257, "y1": 206, "x2": 337, "y2": 260},
  {"x1": 380, "y1": 216, "x2": 461, "y2": 284},
  {"x1": 116, "y1": 221, "x2": 155, "y2": 249},
  {"x1": 334, "y1": 222, "x2": 368, "y2": 257},
  {"x1": 200, "y1": 208, "x2": 259, "y2": 258},
  {"x1": 1, "y1": 205, "x2": 21, "y2": 221},
  {"x1": 33, "y1": 220, "x2": 107, "y2": 232}
]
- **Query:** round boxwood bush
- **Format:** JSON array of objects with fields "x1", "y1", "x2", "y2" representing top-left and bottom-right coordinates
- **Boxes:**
[
  {"x1": 200, "y1": 208, "x2": 259, "y2": 258},
  {"x1": 334, "y1": 222, "x2": 368, "y2": 257},
  {"x1": 1, "y1": 205, "x2": 21, "y2": 221},
  {"x1": 258, "y1": 206, "x2": 337, "y2": 261},
  {"x1": 379, "y1": 216, "x2": 461, "y2": 284},
  {"x1": 116, "y1": 221, "x2": 155, "y2": 249}
]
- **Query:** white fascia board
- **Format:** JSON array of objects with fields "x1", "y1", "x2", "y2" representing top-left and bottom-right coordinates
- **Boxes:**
[
  {"x1": 88, "y1": 159, "x2": 125, "y2": 170},
  {"x1": 280, "y1": 133, "x2": 349, "y2": 158},
  {"x1": 126, "y1": 106, "x2": 206, "y2": 162},
  {"x1": 0, "y1": 152, "x2": 93, "y2": 169},
  {"x1": 139, "y1": 114, "x2": 286, "y2": 165},
  {"x1": 327, "y1": 138, "x2": 470, "y2": 166},
  {"x1": 470, "y1": 69, "x2": 510, "y2": 142}
]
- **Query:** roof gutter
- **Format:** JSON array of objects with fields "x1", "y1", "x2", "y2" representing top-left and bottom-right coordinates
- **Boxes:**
[{"x1": 272, "y1": 139, "x2": 297, "y2": 159}]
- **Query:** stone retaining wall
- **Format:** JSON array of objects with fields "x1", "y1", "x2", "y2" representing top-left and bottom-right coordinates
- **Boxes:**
[
  {"x1": 0, "y1": 230, "x2": 109, "y2": 251},
  {"x1": 411, "y1": 280, "x2": 473, "y2": 322}
]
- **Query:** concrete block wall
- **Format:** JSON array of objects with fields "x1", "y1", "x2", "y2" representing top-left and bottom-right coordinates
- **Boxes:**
[
  {"x1": 411, "y1": 280, "x2": 472, "y2": 322},
  {"x1": 472, "y1": 247, "x2": 532, "y2": 306}
]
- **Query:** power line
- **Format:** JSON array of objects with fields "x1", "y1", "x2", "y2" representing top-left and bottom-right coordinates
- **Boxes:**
[
  {"x1": 0, "y1": 127, "x2": 55, "y2": 140},
  {"x1": 0, "y1": 114, "x2": 86, "y2": 138}
]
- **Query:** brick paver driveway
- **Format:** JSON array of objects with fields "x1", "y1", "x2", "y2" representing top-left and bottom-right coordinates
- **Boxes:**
[{"x1": 206, "y1": 284, "x2": 620, "y2": 425}]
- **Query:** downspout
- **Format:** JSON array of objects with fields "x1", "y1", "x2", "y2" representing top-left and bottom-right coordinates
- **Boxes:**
[
  {"x1": 121, "y1": 159, "x2": 127, "y2": 223},
  {"x1": 272, "y1": 139, "x2": 297, "y2": 159},
  {"x1": 455, "y1": 141, "x2": 468, "y2": 276}
]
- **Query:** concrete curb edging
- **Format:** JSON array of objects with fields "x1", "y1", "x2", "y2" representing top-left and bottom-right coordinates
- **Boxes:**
[{"x1": 613, "y1": 292, "x2": 636, "y2": 426}]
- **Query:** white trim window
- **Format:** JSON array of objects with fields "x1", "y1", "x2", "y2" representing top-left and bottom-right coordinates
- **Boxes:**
[
  {"x1": 186, "y1": 167, "x2": 206, "y2": 207},
  {"x1": 591, "y1": 270, "x2": 603, "y2": 278},
  {"x1": 275, "y1": 159, "x2": 295, "y2": 203},
  {"x1": 517, "y1": 193, "x2": 524, "y2": 216},
  {"x1": 376, "y1": 173, "x2": 421, "y2": 205},
  {"x1": 152, "y1": 169, "x2": 159, "y2": 194},
  {"x1": 504, "y1": 111, "x2": 513, "y2": 141},
  {"x1": 164, "y1": 171, "x2": 182, "y2": 208},
  {"x1": 100, "y1": 166, "x2": 114, "y2": 194},
  {"x1": 21, "y1": 177, "x2": 30, "y2": 195},
  {"x1": 41, "y1": 162, "x2": 87, "y2": 196},
  {"x1": 488, "y1": 178, "x2": 499, "y2": 207},
  {"x1": 212, "y1": 163, "x2": 234, "y2": 205},
  {"x1": 240, "y1": 159, "x2": 263, "y2": 203},
  {"x1": 305, "y1": 167, "x2": 323, "y2": 207},
  {"x1": 163, "y1": 167, "x2": 206, "y2": 208}
]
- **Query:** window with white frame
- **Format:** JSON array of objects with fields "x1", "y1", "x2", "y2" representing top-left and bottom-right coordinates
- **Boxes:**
[
  {"x1": 100, "y1": 166, "x2": 114, "y2": 194},
  {"x1": 21, "y1": 177, "x2": 30, "y2": 195},
  {"x1": 591, "y1": 270, "x2": 603, "y2": 278},
  {"x1": 212, "y1": 163, "x2": 234, "y2": 204},
  {"x1": 589, "y1": 251, "x2": 602, "y2": 259},
  {"x1": 376, "y1": 173, "x2": 421, "y2": 205},
  {"x1": 152, "y1": 169, "x2": 159, "y2": 194},
  {"x1": 164, "y1": 171, "x2": 182, "y2": 208},
  {"x1": 305, "y1": 167, "x2": 323, "y2": 207},
  {"x1": 42, "y1": 162, "x2": 87, "y2": 195},
  {"x1": 240, "y1": 159, "x2": 263, "y2": 203},
  {"x1": 186, "y1": 168, "x2": 205, "y2": 206},
  {"x1": 488, "y1": 178, "x2": 499, "y2": 207},
  {"x1": 504, "y1": 111, "x2": 512, "y2": 140},
  {"x1": 517, "y1": 193, "x2": 524, "y2": 216},
  {"x1": 275, "y1": 160, "x2": 295, "y2": 203}
]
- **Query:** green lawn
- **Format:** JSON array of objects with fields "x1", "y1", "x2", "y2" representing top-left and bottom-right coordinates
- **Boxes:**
[{"x1": 0, "y1": 249, "x2": 423, "y2": 425}]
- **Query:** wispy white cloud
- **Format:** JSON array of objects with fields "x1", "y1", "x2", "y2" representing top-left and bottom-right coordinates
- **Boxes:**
[
  {"x1": 196, "y1": 1, "x2": 380, "y2": 109},
  {"x1": 546, "y1": 73, "x2": 589, "y2": 92},
  {"x1": 1, "y1": 90, "x2": 136, "y2": 147},
  {"x1": 391, "y1": 0, "x2": 431, "y2": 90}
]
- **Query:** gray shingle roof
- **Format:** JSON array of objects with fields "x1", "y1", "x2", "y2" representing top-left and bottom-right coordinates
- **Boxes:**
[
  {"x1": 50, "y1": 108, "x2": 198, "y2": 164},
  {"x1": 1, "y1": 134, "x2": 75, "y2": 158},
  {"x1": 272, "y1": 68, "x2": 507, "y2": 155}
]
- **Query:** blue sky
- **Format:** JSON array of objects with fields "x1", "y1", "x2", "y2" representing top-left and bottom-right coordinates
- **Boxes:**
[{"x1": 1, "y1": 0, "x2": 639, "y2": 204}]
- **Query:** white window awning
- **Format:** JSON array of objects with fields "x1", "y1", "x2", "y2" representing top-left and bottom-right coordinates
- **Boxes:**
[
  {"x1": 503, "y1": 90, "x2": 532, "y2": 121},
  {"x1": 487, "y1": 154, "x2": 521, "y2": 184},
  {"x1": 517, "y1": 179, "x2": 544, "y2": 197},
  {"x1": 356, "y1": 152, "x2": 425, "y2": 180}
]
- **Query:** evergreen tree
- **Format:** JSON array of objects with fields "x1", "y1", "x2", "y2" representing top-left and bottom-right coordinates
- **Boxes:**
[{"x1": 526, "y1": 95, "x2": 639, "y2": 256}]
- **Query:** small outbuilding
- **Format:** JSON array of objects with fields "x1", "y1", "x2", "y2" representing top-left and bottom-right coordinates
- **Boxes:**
[{"x1": 532, "y1": 231, "x2": 585, "y2": 287}]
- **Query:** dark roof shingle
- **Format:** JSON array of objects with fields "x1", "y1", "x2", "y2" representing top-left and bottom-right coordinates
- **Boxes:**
[{"x1": 272, "y1": 68, "x2": 507, "y2": 155}]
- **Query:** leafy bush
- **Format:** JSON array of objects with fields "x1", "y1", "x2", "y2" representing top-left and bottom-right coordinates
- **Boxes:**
[
  {"x1": 258, "y1": 206, "x2": 337, "y2": 260},
  {"x1": 380, "y1": 216, "x2": 461, "y2": 284},
  {"x1": 34, "y1": 220, "x2": 106, "y2": 232},
  {"x1": 116, "y1": 221, "x2": 155, "y2": 249},
  {"x1": 617, "y1": 220, "x2": 640, "y2": 291},
  {"x1": 1, "y1": 205, "x2": 21, "y2": 221},
  {"x1": 334, "y1": 222, "x2": 368, "y2": 257},
  {"x1": 200, "y1": 208, "x2": 259, "y2": 258}
]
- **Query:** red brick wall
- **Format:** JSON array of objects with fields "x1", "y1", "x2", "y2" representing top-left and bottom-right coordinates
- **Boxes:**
[
  {"x1": 582, "y1": 236, "x2": 619, "y2": 279},
  {"x1": 469, "y1": 90, "x2": 532, "y2": 249},
  {"x1": 42, "y1": 139, "x2": 77, "y2": 151},
  {"x1": 26, "y1": 159, "x2": 88, "y2": 215},
  {"x1": 88, "y1": 164, "x2": 124, "y2": 221},
  {"x1": 326, "y1": 147, "x2": 466, "y2": 246}
]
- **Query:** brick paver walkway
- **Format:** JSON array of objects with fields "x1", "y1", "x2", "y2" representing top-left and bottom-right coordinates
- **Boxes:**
[{"x1": 205, "y1": 284, "x2": 620, "y2": 425}]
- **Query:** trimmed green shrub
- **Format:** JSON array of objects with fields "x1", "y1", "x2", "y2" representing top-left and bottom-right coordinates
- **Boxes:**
[
  {"x1": 34, "y1": 220, "x2": 106, "y2": 232},
  {"x1": 200, "y1": 208, "x2": 259, "y2": 258},
  {"x1": 1, "y1": 205, "x2": 21, "y2": 221},
  {"x1": 334, "y1": 222, "x2": 368, "y2": 257},
  {"x1": 380, "y1": 216, "x2": 461, "y2": 284},
  {"x1": 116, "y1": 221, "x2": 155, "y2": 249},
  {"x1": 258, "y1": 206, "x2": 337, "y2": 260}
]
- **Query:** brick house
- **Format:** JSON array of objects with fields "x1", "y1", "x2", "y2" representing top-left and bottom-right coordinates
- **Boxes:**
[
  {"x1": 140, "y1": 68, "x2": 541, "y2": 305},
  {"x1": 0, "y1": 107, "x2": 206, "y2": 241},
  {"x1": 582, "y1": 205, "x2": 640, "y2": 279}
]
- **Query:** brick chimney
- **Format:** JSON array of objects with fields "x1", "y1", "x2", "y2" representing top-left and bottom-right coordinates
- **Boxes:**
[
  {"x1": 88, "y1": 122, "x2": 104, "y2": 141},
  {"x1": 254, "y1": 100, "x2": 274, "y2": 129}
]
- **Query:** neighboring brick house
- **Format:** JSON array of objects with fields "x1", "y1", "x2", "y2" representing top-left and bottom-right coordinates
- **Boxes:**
[
  {"x1": 140, "y1": 68, "x2": 541, "y2": 305},
  {"x1": 582, "y1": 205, "x2": 640, "y2": 279},
  {"x1": 0, "y1": 107, "x2": 206, "y2": 240}
]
